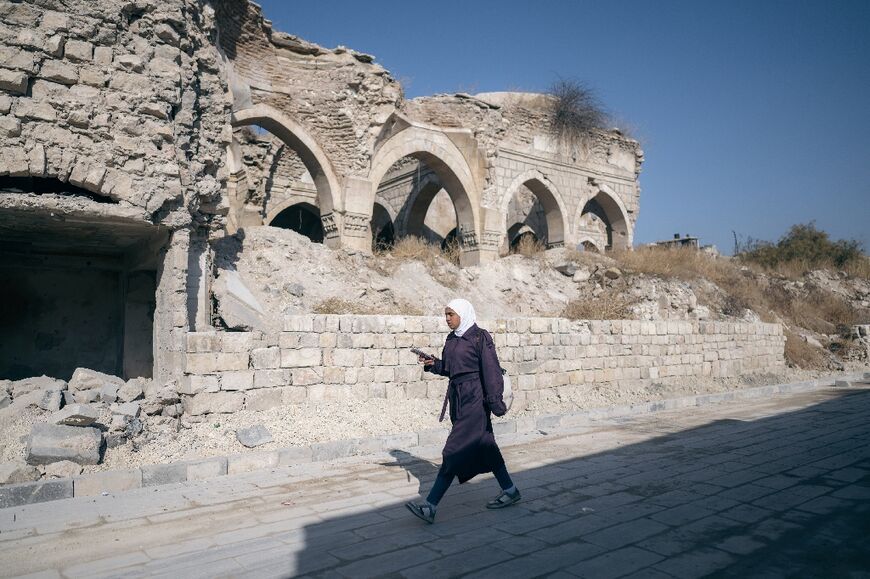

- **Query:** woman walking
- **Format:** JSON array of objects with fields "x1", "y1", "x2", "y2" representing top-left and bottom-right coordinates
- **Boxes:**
[{"x1": 405, "y1": 299, "x2": 520, "y2": 524}]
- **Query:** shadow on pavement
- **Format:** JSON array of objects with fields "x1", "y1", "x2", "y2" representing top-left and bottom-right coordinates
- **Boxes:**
[{"x1": 262, "y1": 389, "x2": 870, "y2": 578}]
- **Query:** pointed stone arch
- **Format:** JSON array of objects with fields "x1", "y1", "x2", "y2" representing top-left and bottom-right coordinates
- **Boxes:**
[
  {"x1": 499, "y1": 169, "x2": 569, "y2": 249},
  {"x1": 575, "y1": 179, "x2": 633, "y2": 250},
  {"x1": 231, "y1": 104, "x2": 342, "y2": 225},
  {"x1": 368, "y1": 120, "x2": 483, "y2": 265}
]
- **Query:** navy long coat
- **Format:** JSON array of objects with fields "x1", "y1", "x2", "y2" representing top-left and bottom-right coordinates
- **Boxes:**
[{"x1": 426, "y1": 324, "x2": 507, "y2": 483}]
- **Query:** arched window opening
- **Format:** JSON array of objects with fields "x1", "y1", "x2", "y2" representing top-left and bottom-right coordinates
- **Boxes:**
[
  {"x1": 269, "y1": 202, "x2": 324, "y2": 243},
  {"x1": 376, "y1": 157, "x2": 459, "y2": 246},
  {"x1": 371, "y1": 203, "x2": 395, "y2": 251},
  {"x1": 580, "y1": 197, "x2": 613, "y2": 250}
]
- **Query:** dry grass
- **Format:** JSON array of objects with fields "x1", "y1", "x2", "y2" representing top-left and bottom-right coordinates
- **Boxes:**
[
  {"x1": 563, "y1": 293, "x2": 637, "y2": 320},
  {"x1": 741, "y1": 258, "x2": 870, "y2": 281},
  {"x1": 380, "y1": 236, "x2": 461, "y2": 267},
  {"x1": 608, "y1": 245, "x2": 870, "y2": 369},
  {"x1": 844, "y1": 257, "x2": 870, "y2": 279},
  {"x1": 512, "y1": 235, "x2": 546, "y2": 258},
  {"x1": 389, "y1": 236, "x2": 440, "y2": 268},
  {"x1": 441, "y1": 237, "x2": 462, "y2": 266},
  {"x1": 783, "y1": 328, "x2": 828, "y2": 369},
  {"x1": 611, "y1": 247, "x2": 735, "y2": 283}
]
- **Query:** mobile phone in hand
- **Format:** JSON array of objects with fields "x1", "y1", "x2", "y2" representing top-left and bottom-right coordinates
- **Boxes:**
[{"x1": 410, "y1": 348, "x2": 434, "y2": 361}]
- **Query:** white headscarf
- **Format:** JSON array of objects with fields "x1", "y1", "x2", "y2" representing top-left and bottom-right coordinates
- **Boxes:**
[{"x1": 446, "y1": 298, "x2": 476, "y2": 337}]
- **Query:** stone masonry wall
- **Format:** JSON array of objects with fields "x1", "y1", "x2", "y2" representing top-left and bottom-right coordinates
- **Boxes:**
[
  {"x1": 0, "y1": 0, "x2": 230, "y2": 227},
  {"x1": 179, "y1": 316, "x2": 786, "y2": 416}
]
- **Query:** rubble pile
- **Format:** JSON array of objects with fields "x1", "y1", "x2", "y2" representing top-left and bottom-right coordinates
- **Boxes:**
[{"x1": 0, "y1": 368, "x2": 181, "y2": 485}]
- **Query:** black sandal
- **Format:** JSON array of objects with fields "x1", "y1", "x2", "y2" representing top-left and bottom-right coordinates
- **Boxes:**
[{"x1": 405, "y1": 501, "x2": 436, "y2": 523}]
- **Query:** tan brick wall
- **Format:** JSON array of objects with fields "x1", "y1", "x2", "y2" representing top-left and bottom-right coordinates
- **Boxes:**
[{"x1": 181, "y1": 315, "x2": 786, "y2": 415}]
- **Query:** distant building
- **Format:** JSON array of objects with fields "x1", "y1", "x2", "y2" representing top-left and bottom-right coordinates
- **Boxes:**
[
  {"x1": 652, "y1": 234, "x2": 700, "y2": 249},
  {"x1": 649, "y1": 234, "x2": 719, "y2": 256}
]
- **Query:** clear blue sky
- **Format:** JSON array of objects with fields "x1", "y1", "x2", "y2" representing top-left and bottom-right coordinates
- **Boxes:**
[{"x1": 257, "y1": 0, "x2": 870, "y2": 254}]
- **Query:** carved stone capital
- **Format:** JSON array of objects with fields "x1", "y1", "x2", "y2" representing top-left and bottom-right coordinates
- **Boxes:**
[
  {"x1": 320, "y1": 212, "x2": 340, "y2": 239},
  {"x1": 480, "y1": 230, "x2": 502, "y2": 251},
  {"x1": 343, "y1": 211, "x2": 370, "y2": 238}
]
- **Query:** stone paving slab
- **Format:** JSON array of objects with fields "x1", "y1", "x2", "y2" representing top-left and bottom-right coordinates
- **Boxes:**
[{"x1": 0, "y1": 383, "x2": 868, "y2": 577}]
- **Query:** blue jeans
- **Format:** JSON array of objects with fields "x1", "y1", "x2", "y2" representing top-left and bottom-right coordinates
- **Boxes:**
[{"x1": 426, "y1": 464, "x2": 514, "y2": 506}]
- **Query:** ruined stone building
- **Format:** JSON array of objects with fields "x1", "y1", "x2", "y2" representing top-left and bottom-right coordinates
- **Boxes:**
[{"x1": 0, "y1": 0, "x2": 644, "y2": 384}]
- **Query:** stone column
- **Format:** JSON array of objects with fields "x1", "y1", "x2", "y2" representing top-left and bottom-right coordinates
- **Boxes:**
[
  {"x1": 338, "y1": 176, "x2": 376, "y2": 253},
  {"x1": 153, "y1": 229, "x2": 191, "y2": 384},
  {"x1": 458, "y1": 206, "x2": 501, "y2": 266}
]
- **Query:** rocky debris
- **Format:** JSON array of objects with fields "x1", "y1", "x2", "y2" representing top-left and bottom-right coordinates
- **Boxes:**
[
  {"x1": 573, "y1": 269, "x2": 592, "y2": 282},
  {"x1": 37, "y1": 389, "x2": 63, "y2": 412},
  {"x1": 117, "y1": 380, "x2": 144, "y2": 403},
  {"x1": 212, "y1": 269, "x2": 278, "y2": 333},
  {"x1": 125, "y1": 418, "x2": 144, "y2": 438},
  {"x1": 0, "y1": 460, "x2": 40, "y2": 484},
  {"x1": 236, "y1": 424, "x2": 273, "y2": 448},
  {"x1": 11, "y1": 376, "x2": 66, "y2": 399},
  {"x1": 141, "y1": 383, "x2": 180, "y2": 416},
  {"x1": 285, "y1": 283, "x2": 304, "y2": 297},
  {"x1": 555, "y1": 263, "x2": 577, "y2": 277},
  {"x1": 0, "y1": 392, "x2": 9, "y2": 410},
  {"x1": 49, "y1": 404, "x2": 98, "y2": 427},
  {"x1": 26, "y1": 424, "x2": 102, "y2": 465},
  {"x1": 74, "y1": 389, "x2": 101, "y2": 404},
  {"x1": 100, "y1": 384, "x2": 119, "y2": 403},
  {"x1": 69, "y1": 368, "x2": 124, "y2": 394},
  {"x1": 604, "y1": 267, "x2": 622, "y2": 280},
  {"x1": 112, "y1": 402, "x2": 141, "y2": 419},
  {"x1": 105, "y1": 433, "x2": 128, "y2": 449},
  {"x1": 42, "y1": 460, "x2": 83, "y2": 479}
]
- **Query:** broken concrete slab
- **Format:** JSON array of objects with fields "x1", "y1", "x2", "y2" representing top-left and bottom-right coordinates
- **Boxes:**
[
  {"x1": 69, "y1": 368, "x2": 124, "y2": 393},
  {"x1": 37, "y1": 389, "x2": 63, "y2": 412},
  {"x1": 74, "y1": 389, "x2": 101, "y2": 404},
  {"x1": 100, "y1": 383, "x2": 119, "y2": 403},
  {"x1": 112, "y1": 401, "x2": 141, "y2": 418},
  {"x1": 42, "y1": 460, "x2": 83, "y2": 479},
  {"x1": 49, "y1": 403, "x2": 98, "y2": 426},
  {"x1": 26, "y1": 424, "x2": 102, "y2": 465},
  {"x1": 11, "y1": 376, "x2": 66, "y2": 398},
  {"x1": 105, "y1": 433, "x2": 128, "y2": 448},
  {"x1": 117, "y1": 380, "x2": 144, "y2": 402},
  {"x1": 0, "y1": 460, "x2": 40, "y2": 484},
  {"x1": 236, "y1": 424, "x2": 273, "y2": 448},
  {"x1": 0, "y1": 478, "x2": 73, "y2": 508},
  {"x1": 212, "y1": 269, "x2": 278, "y2": 333}
]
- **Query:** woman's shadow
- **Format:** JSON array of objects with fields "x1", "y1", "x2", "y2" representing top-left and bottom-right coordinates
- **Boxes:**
[{"x1": 380, "y1": 450, "x2": 439, "y2": 495}]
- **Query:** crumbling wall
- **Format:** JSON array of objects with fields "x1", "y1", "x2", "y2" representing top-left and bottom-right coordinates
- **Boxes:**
[
  {"x1": 179, "y1": 315, "x2": 786, "y2": 416},
  {"x1": 213, "y1": 0, "x2": 402, "y2": 177},
  {"x1": 0, "y1": 0, "x2": 232, "y2": 382},
  {"x1": 0, "y1": 0, "x2": 230, "y2": 224}
]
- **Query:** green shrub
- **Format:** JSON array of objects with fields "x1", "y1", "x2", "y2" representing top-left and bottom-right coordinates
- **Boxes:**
[{"x1": 738, "y1": 222, "x2": 865, "y2": 272}]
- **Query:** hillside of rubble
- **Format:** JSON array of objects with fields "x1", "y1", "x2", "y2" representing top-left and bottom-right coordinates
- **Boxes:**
[{"x1": 212, "y1": 225, "x2": 870, "y2": 372}]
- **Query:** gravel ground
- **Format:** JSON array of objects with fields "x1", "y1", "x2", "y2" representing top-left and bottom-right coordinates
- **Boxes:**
[{"x1": 4, "y1": 366, "x2": 864, "y2": 476}]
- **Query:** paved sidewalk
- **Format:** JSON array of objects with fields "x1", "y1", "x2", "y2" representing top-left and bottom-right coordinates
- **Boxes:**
[{"x1": 0, "y1": 384, "x2": 868, "y2": 578}]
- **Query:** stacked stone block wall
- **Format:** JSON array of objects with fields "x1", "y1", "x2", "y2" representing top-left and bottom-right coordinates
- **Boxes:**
[
  {"x1": 180, "y1": 315, "x2": 786, "y2": 416},
  {"x1": 0, "y1": 0, "x2": 230, "y2": 225}
]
